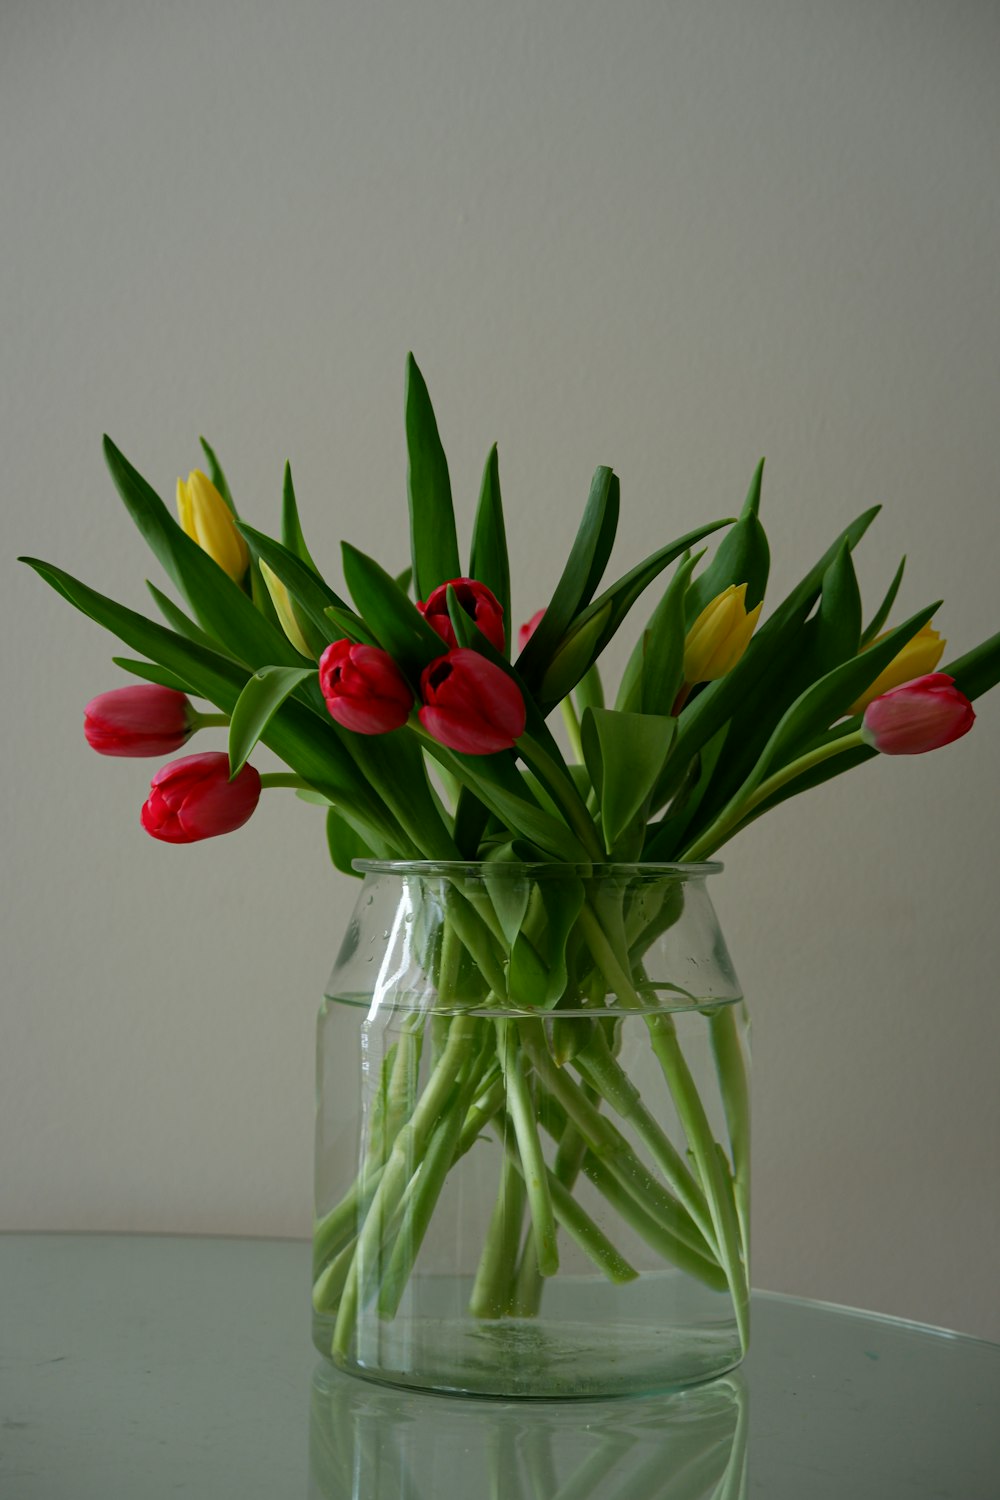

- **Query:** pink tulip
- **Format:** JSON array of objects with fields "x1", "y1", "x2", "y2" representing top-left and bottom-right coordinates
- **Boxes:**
[
  {"x1": 319, "y1": 640, "x2": 414, "y2": 734},
  {"x1": 419, "y1": 649, "x2": 526, "y2": 755},
  {"x1": 140, "y1": 752, "x2": 261, "y2": 843},
  {"x1": 418, "y1": 578, "x2": 506, "y2": 654},
  {"x1": 84, "y1": 685, "x2": 194, "y2": 758},
  {"x1": 861, "y1": 673, "x2": 975, "y2": 755},
  {"x1": 517, "y1": 608, "x2": 545, "y2": 654}
]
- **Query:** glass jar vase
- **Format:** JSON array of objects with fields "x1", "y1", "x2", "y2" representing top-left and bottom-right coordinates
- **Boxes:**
[{"x1": 312, "y1": 861, "x2": 749, "y2": 1398}]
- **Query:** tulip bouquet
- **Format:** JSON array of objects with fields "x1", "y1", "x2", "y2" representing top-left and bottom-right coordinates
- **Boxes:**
[{"x1": 21, "y1": 355, "x2": 1000, "y2": 1387}]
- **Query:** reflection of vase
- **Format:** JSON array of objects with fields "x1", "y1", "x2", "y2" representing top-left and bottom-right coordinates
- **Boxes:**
[
  {"x1": 309, "y1": 1360, "x2": 748, "y2": 1500},
  {"x1": 313, "y1": 861, "x2": 750, "y2": 1396}
]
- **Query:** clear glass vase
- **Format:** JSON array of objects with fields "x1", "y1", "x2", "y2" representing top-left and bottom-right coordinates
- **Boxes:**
[{"x1": 312, "y1": 861, "x2": 749, "y2": 1398}]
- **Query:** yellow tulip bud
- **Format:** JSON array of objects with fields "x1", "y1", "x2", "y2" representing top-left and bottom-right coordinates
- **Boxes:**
[
  {"x1": 259, "y1": 560, "x2": 315, "y2": 658},
  {"x1": 847, "y1": 621, "x2": 945, "y2": 716},
  {"x1": 176, "y1": 470, "x2": 250, "y2": 584},
  {"x1": 683, "y1": 584, "x2": 763, "y2": 687}
]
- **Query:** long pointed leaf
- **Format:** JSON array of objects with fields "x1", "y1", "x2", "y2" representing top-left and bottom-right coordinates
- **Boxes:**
[
  {"x1": 239, "y1": 523, "x2": 352, "y2": 645},
  {"x1": 405, "y1": 354, "x2": 460, "y2": 598},
  {"x1": 469, "y1": 444, "x2": 511, "y2": 650},
  {"x1": 198, "y1": 436, "x2": 236, "y2": 513},
  {"x1": 943, "y1": 630, "x2": 1000, "y2": 702},
  {"x1": 341, "y1": 543, "x2": 444, "y2": 675},
  {"x1": 539, "y1": 518, "x2": 731, "y2": 705},
  {"x1": 146, "y1": 582, "x2": 245, "y2": 662},
  {"x1": 281, "y1": 462, "x2": 320, "y2": 571},
  {"x1": 112, "y1": 657, "x2": 196, "y2": 694},
  {"x1": 860, "y1": 556, "x2": 907, "y2": 646},
  {"x1": 103, "y1": 437, "x2": 302, "y2": 668},
  {"x1": 685, "y1": 462, "x2": 770, "y2": 621},
  {"x1": 516, "y1": 466, "x2": 619, "y2": 683}
]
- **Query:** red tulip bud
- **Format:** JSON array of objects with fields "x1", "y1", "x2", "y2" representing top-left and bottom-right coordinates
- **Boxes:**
[
  {"x1": 861, "y1": 673, "x2": 975, "y2": 755},
  {"x1": 319, "y1": 639, "x2": 414, "y2": 734},
  {"x1": 418, "y1": 649, "x2": 526, "y2": 755},
  {"x1": 418, "y1": 578, "x2": 506, "y2": 654},
  {"x1": 517, "y1": 608, "x2": 545, "y2": 654},
  {"x1": 85, "y1": 685, "x2": 195, "y2": 757},
  {"x1": 140, "y1": 752, "x2": 261, "y2": 843}
]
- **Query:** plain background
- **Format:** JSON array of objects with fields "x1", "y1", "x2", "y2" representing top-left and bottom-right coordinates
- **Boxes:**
[{"x1": 3, "y1": 0, "x2": 998, "y2": 1341}]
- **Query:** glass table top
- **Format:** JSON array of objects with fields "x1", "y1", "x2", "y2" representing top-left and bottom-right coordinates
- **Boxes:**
[{"x1": 2, "y1": 1234, "x2": 997, "y2": 1498}]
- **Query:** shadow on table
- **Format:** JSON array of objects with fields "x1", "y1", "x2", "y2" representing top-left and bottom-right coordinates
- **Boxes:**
[{"x1": 308, "y1": 1362, "x2": 747, "y2": 1499}]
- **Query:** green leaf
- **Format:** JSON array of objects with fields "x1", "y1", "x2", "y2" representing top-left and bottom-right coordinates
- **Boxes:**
[
  {"x1": 944, "y1": 630, "x2": 1000, "y2": 703},
  {"x1": 229, "y1": 665, "x2": 316, "y2": 776},
  {"x1": 697, "y1": 601, "x2": 941, "y2": 846},
  {"x1": 658, "y1": 506, "x2": 882, "y2": 808},
  {"x1": 326, "y1": 806, "x2": 376, "y2": 878},
  {"x1": 539, "y1": 518, "x2": 732, "y2": 705},
  {"x1": 509, "y1": 874, "x2": 586, "y2": 1008},
  {"x1": 860, "y1": 556, "x2": 906, "y2": 646},
  {"x1": 581, "y1": 707, "x2": 677, "y2": 851},
  {"x1": 405, "y1": 354, "x2": 461, "y2": 598},
  {"x1": 574, "y1": 663, "x2": 605, "y2": 715},
  {"x1": 482, "y1": 844, "x2": 533, "y2": 946},
  {"x1": 618, "y1": 551, "x2": 701, "y2": 715},
  {"x1": 111, "y1": 657, "x2": 195, "y2": 693},
  {"x1": 395, "y1": 566, "x2": 413, "y2": 597},
  {"x1": 280, "y1": 462, "x2": 320, "y2": 572},
  {"x1": 24, "y1": 556, "x2": 251, "y2": 710},
  {"x1": 644, "y1": 724, "x2": 729, "y2": 859},
  {"x1": 198, "y1": 436, "x2": 236, "y2": 512},
  {"x1": 323, "y1": 605, "x2": 378, "y2": 646},
  {"x1": 341, "y1": 543, "x2": 444, "y2": 675},
  {"x1": 103, "y1": 437, "x2": 302, "y2": 669},
  {"x1": 811, "y1": 542, "x2": 862, "y2": 675},
  {"x1": 469, "y1": 444, "x2": 511, "y2": 650},
  {"x1": 757, "y1": 600, "x2": 939, "y2": 779},
  {"x1": 343, "y1": 727, "x2": 460, "y2": 861},
  {"x1": 418, "y1": 737, "x2": 589, "y2": 862},
  {"x1": 442, "y1": 595, "x2": 604, "y2": 855},
  {"x1": 742, "y1": 456, "x2": 765, "y2": 517},
  {"x1": 684, "y1": 462, "x2": 770, "y2": 621},
  {"x1": 516, "y1": 466, "x2": 619, "y2": 682},
  {"x1": 239, "y1": 523, "x2": 352, "y2": 646},
  {"x1": 146, "y1": 582, "x2": 244, "y2": 662}
]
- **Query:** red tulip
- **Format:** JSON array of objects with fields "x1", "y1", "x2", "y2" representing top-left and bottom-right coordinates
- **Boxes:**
[
  {"x1": 319, "y1": 639, "x2": 414, "y2": 734},
  {"x1": 84, "y1": 685, "x2": 194, "y2": 757},
  {"x1": 418, "y1": 578, "x2": 506, "y2": 654},
  {"x1": 418, "y1": 649, "x2": 526, "y2": 755},
  {"x1": 861, "y1": 673, "x2": 975, "y2": 755},
  {"x1": 140, "y1": 752, "x2": 261, "y2": 843},
  {"x1": 517, "y1": 608, "x2": 545, "y2": 654}
]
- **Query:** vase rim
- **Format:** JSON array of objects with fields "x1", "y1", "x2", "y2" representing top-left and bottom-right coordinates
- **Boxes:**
[{"x1": 353, "y1": 859, "x2": 723, "y2": 878}]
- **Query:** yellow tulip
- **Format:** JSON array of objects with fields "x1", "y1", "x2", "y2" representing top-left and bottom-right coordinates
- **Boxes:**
[
  {"x1": 847, "y1": 621, "x2": 945, "y2": 716},
  {"x1": 176, "y1": 470, "x2": 250, "y2": 583},
  {"x1": 259, "y1": 560, "x2": 315, "y2": 658},
  {"x1": 683, "y1": 584, "x2": 763, "y2": 686}
]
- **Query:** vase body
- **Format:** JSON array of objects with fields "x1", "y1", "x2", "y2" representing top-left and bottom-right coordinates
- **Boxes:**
[{"x1": 312, "y1": 862, "x2": 749, "y2": 1398}]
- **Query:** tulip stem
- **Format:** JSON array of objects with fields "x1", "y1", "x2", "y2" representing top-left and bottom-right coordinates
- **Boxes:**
[
  {"x1": 189, "y1": 710, "x2": 230, "y2": 729},
  {"x1": 258, "y1": 773, "x2": 313, "y2": 790},
  {"x1": 681, "y1": 729, "x2": 867, "y2": 862}
]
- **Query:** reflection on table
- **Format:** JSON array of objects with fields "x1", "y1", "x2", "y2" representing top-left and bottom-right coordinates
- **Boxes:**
[{"x1": 308, "y1": 1363, "x2": 747, "y2": 1500}]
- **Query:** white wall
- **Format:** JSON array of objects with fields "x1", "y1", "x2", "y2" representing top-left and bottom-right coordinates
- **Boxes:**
[{"x1": 3, "y1": 0, "x2": 998, "y2": 1339}]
